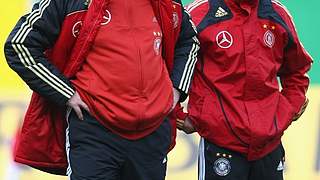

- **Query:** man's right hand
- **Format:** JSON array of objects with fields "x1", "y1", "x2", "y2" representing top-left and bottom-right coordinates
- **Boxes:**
[{"x1": 67, "y1": 91, "x2": 90, "y2": 120}]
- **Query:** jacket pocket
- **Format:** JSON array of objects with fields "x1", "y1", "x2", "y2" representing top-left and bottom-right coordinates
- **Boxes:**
[{"x1": 274, "y1": 94, "x2": 295, "y2": 135}]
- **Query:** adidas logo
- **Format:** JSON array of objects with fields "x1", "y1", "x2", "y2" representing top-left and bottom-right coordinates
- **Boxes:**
[
  {"x1": 162, "y1": 157, "x2": 167, "y2": 164},
  {"x1": 277, "y1": 160, "x2": 284, "y2": 171},
  {"x1": 215, "y1": 7, "x2": 228, "y2": 17}
]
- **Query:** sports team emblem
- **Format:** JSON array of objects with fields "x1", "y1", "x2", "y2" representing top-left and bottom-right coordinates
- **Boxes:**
[
  {"x1": 173, "y1": 12, "x2": 179, "y2": 28},
  {"x1": 153, "y1": 32, "x2": 162, "y2": 56},
  {"x1": 72, "y1": 21, "x2": 82, "y2": 37},
  {"x1": 213, "y1": 158, "x2": 231, "y2": 176},
  {"x1": 264, "y1": 30, "x2": 275, "y2": 48},
  {"x1": 101, "y1": 9, "x2": 112, "y2": 26},
  {"x1": 216, "y1": 31, "x2": 233, "y2": 49}
]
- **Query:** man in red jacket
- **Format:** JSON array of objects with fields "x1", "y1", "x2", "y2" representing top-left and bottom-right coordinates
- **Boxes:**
[
  {"x1": 176, "y1": 0, "x2": 312, "y2": 179},
  {"x1": 4, "y1": 0, "x2": 199, "y2": 179}
]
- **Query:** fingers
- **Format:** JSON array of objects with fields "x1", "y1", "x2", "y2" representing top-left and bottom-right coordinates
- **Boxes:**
[
  {"x1": 293, "y1": 98, "x2": 309, "y2": 121},
  {"x1": 67, "y1": 91, "x2": 90, "y2": 121},
  {"x1": 176, "y1": 118, "x2": 196, "y2": 134},
  {"x1": 72, "y1": 101, "x2": 90, "y2": 121},
  {"x1": 80, "y1": 101, "x2": 90, "y2": 113},
  {"x1": 73, "y1": 105, "x2": 84, "y2": 121},
  {"x1": 177, "y1": 119, "x2": 184, "y2": 124},
  {"x1": 176, "y1": 119, "x2": 184, "y2": 130},
  {"x1": 301, "y1": 98, "x2": 309, "y2": 111},
  {"x1": 184, "y1": 118, "x2": 196, "y2": 134}
]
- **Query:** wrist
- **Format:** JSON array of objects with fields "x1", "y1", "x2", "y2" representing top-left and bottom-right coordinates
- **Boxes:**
[{"x1": 173, "y1": 88, "x2": 181, "y2": 102}]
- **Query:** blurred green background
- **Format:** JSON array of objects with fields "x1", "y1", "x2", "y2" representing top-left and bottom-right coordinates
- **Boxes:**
[{"x1": 0, "y1": 0, "x2": 318, "y2": 180}]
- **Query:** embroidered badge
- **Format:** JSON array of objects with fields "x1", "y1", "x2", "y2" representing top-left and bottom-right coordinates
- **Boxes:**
[
  {"x1": 264, "y1": 30, "x2": 275, "y2": 48},
  {"x1": 216, "y1": 31, "x2": 233, "y2": 49},
  {"x1": 72, "y1": 21, "x2": 82, "y2": 37},
  {"x1": 213, "y1": 158, "x2": 231, "y2": 176},
  {"x1": 153, "y1": 31, "x2": 162, "y2": 56}
]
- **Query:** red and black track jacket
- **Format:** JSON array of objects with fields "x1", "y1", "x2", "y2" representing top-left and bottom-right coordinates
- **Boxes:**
[
  {"x1": 184, "y1": 0, "x2": 312, "y2": 160},
  {"x1": 4, "y1": 0, "x2": 199, "y2": 175}
]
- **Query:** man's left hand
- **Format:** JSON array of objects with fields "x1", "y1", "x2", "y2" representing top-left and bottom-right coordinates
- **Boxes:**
[{"x1": 177, "y1": 117, "x2": 196, "y2": 134}]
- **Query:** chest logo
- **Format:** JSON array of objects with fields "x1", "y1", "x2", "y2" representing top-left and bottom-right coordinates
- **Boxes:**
[
  {"x1": 72, "y1": 21, "x2": 82, "y2": 38},
  {"x1": 216, "y1": 31, "x2": 233, "y2": 49},
  {"x1": 153, "y1": 32, "x2": 162, "y2": 56},
  {"x1": 101, "y1": 9, "x2": 112, "y2": 26},
  {"x1": 264, "y1": 30, "x2": 275, "y2": 48},
  {"x1": 215, "y1": 7, "x2": 228, "y2": 17}
]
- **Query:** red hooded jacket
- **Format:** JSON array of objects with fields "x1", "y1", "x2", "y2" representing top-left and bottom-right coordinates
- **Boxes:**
[
  {"x1": 4, "y1": 0, "x2": 198, "y2": 175},
  {"x1": 183, "y1": 0, "x2": 312, "y2": 160}
]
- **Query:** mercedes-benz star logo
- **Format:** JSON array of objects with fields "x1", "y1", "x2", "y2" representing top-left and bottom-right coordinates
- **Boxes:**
[{"x1": 216, "y1": 31, "x2": 233, "y2": 49}]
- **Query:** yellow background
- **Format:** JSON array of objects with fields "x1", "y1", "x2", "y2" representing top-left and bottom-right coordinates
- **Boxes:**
[{"x1": 0, "y1": 1, "x2": 319, "y2": 180}]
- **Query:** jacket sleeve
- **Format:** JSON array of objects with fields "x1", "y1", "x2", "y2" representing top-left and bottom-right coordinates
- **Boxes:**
[
  {"x1": 278, "y1": 11, "x2": 313, "y2": 115},
  {"x1": 4, "y1": 0, "x2": 75, "y2": 106},
  {"x1": 171, "y1": 9, "x2": 200, "y2": 102}
]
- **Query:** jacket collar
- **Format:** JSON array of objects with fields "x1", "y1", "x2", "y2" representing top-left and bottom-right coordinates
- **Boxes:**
[{"x1": 227, "y1": 0, "x2": 258, "y2": 6}]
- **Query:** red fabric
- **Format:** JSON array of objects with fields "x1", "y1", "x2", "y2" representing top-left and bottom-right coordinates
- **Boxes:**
[
  {"x1": 172, "y1": 103, "x2": 188, "y2": 120},
  {"x1": 188, "y1": 1, "x2": 312, "y2": 160},
  {"x1": 14, "y1": 0, "x2": 182, "y2": 175},
  {"x1": 71, "y1": 0, "x2": 173, "y2": 140}
]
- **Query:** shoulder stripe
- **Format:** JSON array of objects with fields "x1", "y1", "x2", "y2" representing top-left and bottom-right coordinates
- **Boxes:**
[
  {"x1": 186, "y1": 0, "x2": 204, "y2": 8},
  {"x1": 12, "y1": 0, "x2": 50, "y2": 44},
  {"x1": 271, "y1": 0, "x2": 298, "y2": 33},
  {"x1": 11, "y1": 0, "x2": 75, "y2": 98},
  {"x1": 271, "y1": 0, "x2": 311, "y2": 58},
  {"x1": 271, "y1": 0, "x2": 292, "y2": 19},
  {"x1": 172, "y1": 1, "x2": 181, "y2": 6},
  {"x1": 186, "y1": 0, "x2": 208, "y2": 13}
]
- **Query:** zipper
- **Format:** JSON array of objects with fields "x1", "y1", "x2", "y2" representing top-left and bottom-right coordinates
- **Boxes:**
[
  {"x1": 200, "y1": 71, "x2": 249, "y2": 147},
  {"x1": 126, "y1": 0, "x2": 144, "y2": 123},
  {"x1": 214, "y1": 88, "x2": 250, "y2": 147},
  {"x1": 126, "y1": 0, "x2": 143, "y2": 96}
]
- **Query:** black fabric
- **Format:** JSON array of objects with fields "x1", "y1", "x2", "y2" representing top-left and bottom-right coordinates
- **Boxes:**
[
  {"x1": 171, "y1": 9, "x2": 199, "y2": 102},
  {"x1": 197, "y1": 0, "x2": 233, "y2": 33},
  {"x1": 67, "y1": 110, "x2": 171, "y2": 180},
  {"x1": 4, "y1": 0, "x2": 76, "y2": 105},
  {"x1": 201, "y1": 140, "x2": 285, "y2": 180},
  {"x1": 196, "y1": 0, "x2": 293, "y2": 50}
]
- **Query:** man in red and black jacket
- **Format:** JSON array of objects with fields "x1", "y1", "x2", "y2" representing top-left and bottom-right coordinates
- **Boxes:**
[
  {"x1": 176, "y1": 0, "x2": 312, "y2": 179},
  {"x1": 4, "y1": 0, "x2": 199, "y2": 179}
]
